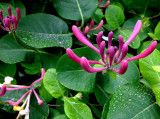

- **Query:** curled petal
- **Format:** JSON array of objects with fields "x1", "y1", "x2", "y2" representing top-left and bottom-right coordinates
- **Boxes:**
[
  {"x1": 9, "y1": 91, "x2": 30, "y2": 106},
  {"x1": 16, "y1": 8, "x2": 21, "y2": 24},
  {"x1": 84, "y1": 26, "x2": 89, "y2": 35},
  {"x1": 80, "y1": 57, "x2": 107, "y2": 73},
  {"x1": 125, "y1": 20, "x2": 142, "y2": 46},
  {"x1": 116, "y1": 35, "x2": 124, "y2": 58},
  {"x1": 66, "y1": 48, "x2": 81, "y2": 63},
  {"x1": 96, "y1": 31, "x2": 103, "y2": 48},
  {"x1": 108, "y1": 31, "x2": 113, "y2": 48},
  {"x1": 125, "y1": 41, "x2": 157, "y2": 61},
  {"x1": 109, "y1": 46, "x2": 115, "y2": 67},
  {"x1": 0, "y1": 85, "x2": 6, "y2": 96},
  {"x1": 90, "y1": 20, "x2": 104, "y2": 31},
  {"x1": 116, "y1": 44, "x2": 128, "y2": 64},
  {"x1": 99, "y1": 0, "x2": 110, "y2": 8},
  {"x1": 89, "y1": 19, "x2": 94, "y2": 29},
  {"x1": 0, "y1": 10, "x2": 3, "y2": 21},
  {"x1": 100, "y1": 41, "x2": 106, "y2": 63},
  {"x1": 72, "y1": 25, "x2": 100, "y2": 53},
  {"x1": 7, "y1": 7, "x2": 12, "y2": 17},
  {"x1": 66, "y1": 48, "x2": 103, "y2": 65},
  {"x1": 111, "y1": 60, "x2": 128, "y2": 74}
]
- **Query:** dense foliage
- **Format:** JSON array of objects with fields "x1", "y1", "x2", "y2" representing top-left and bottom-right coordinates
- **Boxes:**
[{"x1": 0, "y1": 0, "x2": 160, "y2": 119}]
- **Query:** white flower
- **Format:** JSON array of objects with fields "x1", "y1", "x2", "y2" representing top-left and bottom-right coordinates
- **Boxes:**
[{"x1": 4, "y1": 76, "x2": 13, "y2": 84}]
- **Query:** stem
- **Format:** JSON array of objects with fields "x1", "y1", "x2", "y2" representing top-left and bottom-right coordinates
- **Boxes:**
[
  {"x1": 89, "y1": 103, "x2": 103, "y2": 107},
  {"x1": 76, "y1": 0, "x2": 84, "y2": 28},
  {"x1": 143, "y1": 13, "x2": 160, "y2": 19},
  {"x1": 143, "y1": 0, "x2": 149, "y2": 17},
  {"x1": 48, "y1": 104, "x2": 64, "y2": 107}
]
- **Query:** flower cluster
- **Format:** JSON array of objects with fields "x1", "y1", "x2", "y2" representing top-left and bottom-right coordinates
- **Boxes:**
[
  {"x1": 0, "y1": 6, "x2": 20, "y2": 33},
  {"x1": 0, "y1": 68, "x2": 45, "y2": 119},
  {"x1": 67, "y1": 20, "x2": 157, "y2": 74},
  {"x1": 98, "y1": 0, "x2": 110, "y2": 8}
]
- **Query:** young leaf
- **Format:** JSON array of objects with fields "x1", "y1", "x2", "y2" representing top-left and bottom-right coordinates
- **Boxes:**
[
  {"x1": 105, "y1": 5, "x2": 125, "y2": 30},
  {"x1": 43, "y1": 69, "x2": 66, "y2": 98},
  {"x1": 64, "y1": 97, "x2": 93, "y2": 119}
]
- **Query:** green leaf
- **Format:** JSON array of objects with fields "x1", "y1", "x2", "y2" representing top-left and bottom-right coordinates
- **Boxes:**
[
  {"x1": 94, "y1": 84, "x2": 110, "y2": 105},
  {"x1": 39, "y1": 81, "x2": 53, "y2": 103},
  {"x1": 152, "y1": 65, "x2": 160, "y2": 72},
  {"x1": 0, "y1": 34, "x2": 35, "y2": 64},
  {"x1": 48, "y1": 108, "x2": 61, "y2": 119},
  {"x1": 21, "y1": 61, "x2": 42, "y2": 75},
  {"x1": 139, "y1": 49, "x2": 160, "y2": 106},
  {"x1": 16, "y1": 13, "x2": 72, "y2": 49},
  {"x1": 120, "y1": 29, "x2": 141, "y2": 49},
  {"x1": 53, "y1": 0, "x2": 98, "y2": 21},
  {"x1": 43, "y1": 69, "x2": 66, "y2": 98},
  {"x1": 64, "y1": 97, "x2": 93, "y2": 119},
  {"x1": 105, "y1": 5, "x2": 125, "y2": 30},
  {"x1": 103, "y1": 83, "x2": 160, "y2": 119},
  {"x1": 30, "y1": 95, "x2": 49, "y2": 119},
  {"x1": 99, "y1": 62, "x2": 140, "y2": 94},
  {"x1": 54, "y1": 114, "x2": 69, "y2": 119},
  {"x1": 91, "y1": 8, "x2": 103, "y2": 24},
  {"x1": 139, "y1": 49, "x2": 160, "y2": 87},
  {"x1": 154, "y1": 22, "x2": 160, "y2": 40},
  {"x1": 0, "y1": 62, "x2": 16, "y2": 81},
  {"x1": 57, "y1": 46, "x2": 100, "y2": 92}
]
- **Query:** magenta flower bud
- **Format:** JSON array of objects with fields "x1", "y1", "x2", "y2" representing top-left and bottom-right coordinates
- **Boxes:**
[
  {"x1": 125, "y1": 20, "x2": 142, "y2": 46},
  {"x1": 125, "y1": 41, "x2": 157, "y2": 61},
  {"x1": 90, "y1": 20, "x2": 104, "y2": 31},
  {"x1": 111, "y1": 60, "x2": 128, "y2": 74},
  {"x1": 4, "y1": 17, "x2": 10, "y2": 28},
  {"x1": 96, "y1": 31, "x2": 103, "y2": 48},
  {"x1": 109, "y1": 46, "x2": 115, "y2": 67},
  {"x1": 108, "y1": 31, "x2": 113, "y2": 48},
  {"x1": 38, "y1": 100, "x2": 43, "y2": 106},
  {"x1": 7, "y1": 7, "x2": 12, "y2": 17},
  {"x1": 89, "y1": 19, "x2": 94, "y2": 29},
  {"x1": 0, "y1": 10, "x2": 3, "y2": 21},
  {"x1": 72, "y1": 25, "x2": 100, "y2": 53},
  {"x1": 66, "y1": 48, "x2": 81, "y2": 63},
  {"x1": 100, "y1": 41, "x2": 106, "y2": 63},
  {"x1": 99, "y1": 0, "x2": 110, "y2": 8},
  {"x1": 116, "y1": 35, "x2": 124, "y2": 58},
  {"x1": 80, "y1": 57, "x2": 107, "y2": 73},
  {"x1": 9, "y1": 91, "x2": 30, "y2": 106},
  {"x1": 0, "y1": 84, "x2": 6, "y2": 96},
  {"x1": 84, "y1": 26, "x2": 89, "y2": 35},
  {"x1": 11, "y1": 15, "x2": 17, "y2": 29},
  {"x1": 16, "y1": 8, "x2": 21, "y2": 24}
]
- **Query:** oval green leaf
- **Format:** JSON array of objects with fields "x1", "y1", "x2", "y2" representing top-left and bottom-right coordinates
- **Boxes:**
[
  {"x1": 102, "y1": 83, "x2": 160, "y2": 119},
  {"x1": 43, "y1": 69, "x2": 66, "y2": 98},
  {"x1": 56, "y1": 46, "x2": 100, "y2": 92},
  {"x1": 53, "y1": 0, "x2": 98, "y2": 21},
  {"x1": 64, "y1": 97, "x2": 93, "y2": 119},
  {"x1": 105, "y1": 5, "x2": 125, "y2": 30},
  {"x1": 16, "y1": 13, "x2": 72, "y2": 49}
]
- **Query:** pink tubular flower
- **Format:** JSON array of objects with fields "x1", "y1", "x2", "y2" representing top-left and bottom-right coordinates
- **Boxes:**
[
  {"x1": 0, "y1": 68, "x2": 45, "y2": 118},
  {"x1": 0, "y1": 6, "x2": 21, "y2": 32},
  {"x1": 83, "y1": 19, "x2": 104, "y2": 35},
  {"x1": 67, "y1": 20, "x2": 157, "y2": 74},
  {"x1": 98, "y1": 0, "x2": 110, "y2": 8}
]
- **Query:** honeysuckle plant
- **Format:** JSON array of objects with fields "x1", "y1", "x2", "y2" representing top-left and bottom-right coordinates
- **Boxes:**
[
  {"x1": 67, "y1": 20, "x2": 157, "y2": 74},
  {"x1": 0, "y1": 0, "x2": 160, "y2": 119},
  {"x1": 0, "y1": 68, "x2": 45, "y2": 119}
]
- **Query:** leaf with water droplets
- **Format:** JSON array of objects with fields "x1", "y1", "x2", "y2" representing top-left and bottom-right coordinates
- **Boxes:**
[
  {"x1": 16, "y1": 13, "x2": 72, "y2": 49},
  {"x1": 102, "y1": 83, "x2": 160, "y2": 119},
  {"x1": 64, "y1": 97, "x2": 93, "y2": 119}
]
